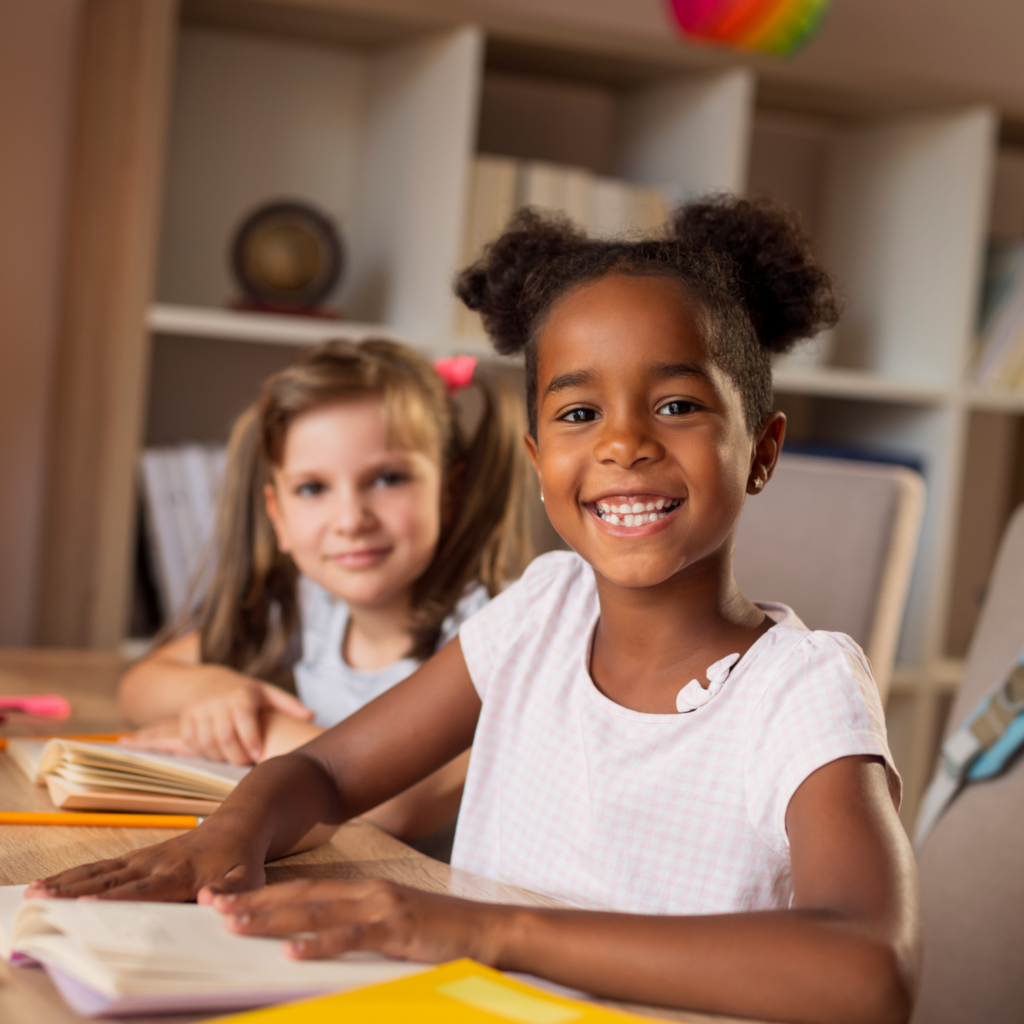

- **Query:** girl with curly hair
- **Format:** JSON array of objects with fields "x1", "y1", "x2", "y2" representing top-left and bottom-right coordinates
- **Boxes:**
[{"x1": 32, "y1": 197, "x2": 920, "y2": 1024}]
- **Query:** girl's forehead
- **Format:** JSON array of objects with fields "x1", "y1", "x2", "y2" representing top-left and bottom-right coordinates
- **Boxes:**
[
  {"x1": 537, "y1": 273, "x2": 710, "y2": 376},
  {"x1": 279, "y1": 397, "x2": 440, "y2": 470}
]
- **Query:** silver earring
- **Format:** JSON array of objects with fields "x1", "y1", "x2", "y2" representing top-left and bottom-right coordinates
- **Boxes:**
[
  {"x1": 540, "y1": 493, "x2": 545, "y2": 503},
  {"x1": 752, "y1": 477, "x2": 764, "y2": 490}
]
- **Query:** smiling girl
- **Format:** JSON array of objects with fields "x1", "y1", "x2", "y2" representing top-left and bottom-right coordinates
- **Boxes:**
[
  {"x1": 118, "y1": 339, "x2": 529, "y2": 841},
  {"x1": 34, "y1": 199, "x2": 920, "y2": 1024}
]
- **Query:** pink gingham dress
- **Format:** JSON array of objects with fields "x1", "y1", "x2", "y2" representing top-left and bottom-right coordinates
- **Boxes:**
[{"x1": 452, "y1": 551, "x2": 899, "y2": 913}]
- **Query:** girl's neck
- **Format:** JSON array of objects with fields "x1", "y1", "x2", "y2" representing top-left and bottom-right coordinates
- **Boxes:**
[
  {"x1": 342, "y1": 592, "x2": 416, "y2": 671},
  {"x1": 589, "y1": 551, "x2": 771, "y2": 715}
]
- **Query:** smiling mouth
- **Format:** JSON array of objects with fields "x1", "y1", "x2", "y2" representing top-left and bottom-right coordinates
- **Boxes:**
[
  {"x1": 329, "y1": 548, "x2": 390, "y2": 567},
  {"x1": 591, "y1": 497, "x2": 681, "y2": 527}
]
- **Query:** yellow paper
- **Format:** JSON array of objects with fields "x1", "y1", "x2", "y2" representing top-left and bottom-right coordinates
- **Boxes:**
[{"x1": 205, "y1": 959, "x2": 665, "y2": 1024}]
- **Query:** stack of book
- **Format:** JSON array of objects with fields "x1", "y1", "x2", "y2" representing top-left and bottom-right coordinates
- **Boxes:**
[
  {"x1": 972, "y1": 239, "x2": 1024, "y2": 390},
  {"x1": 458, "y1": 155, "x2": 673, "y2": 338},
  {"x1": 140, "y1": 444, "x2": 226, "y2": 621}
]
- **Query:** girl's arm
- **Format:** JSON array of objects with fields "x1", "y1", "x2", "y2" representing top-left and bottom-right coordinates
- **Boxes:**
[
  {"x1": 118, "y1": 632, "x2": 312, "y2": 764},
  {"x1": 29, "y1": 639, "x2": 481, "y2": 902},
  {"x1": 260, "y1": 711, "x2": 470, "y2": 841},
  {"x1": 209, "y1": 754, "x2": 917, "y2": 1024}
]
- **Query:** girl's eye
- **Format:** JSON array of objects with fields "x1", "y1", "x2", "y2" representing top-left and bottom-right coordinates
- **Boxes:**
[
  {"x1": 657, "y1": 399, "x2": 700, "y2": 417},
  {"x1": 295, "y1": 480, "x2": 327, "y2": 498},
  {"x1": 562, "y1": 407, "x2": 599, "y2": 424},
  {"x1": 374, "y1": 471, "x2": 409, "y2": 488}
]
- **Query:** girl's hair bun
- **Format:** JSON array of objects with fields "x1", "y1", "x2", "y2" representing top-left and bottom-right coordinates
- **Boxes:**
[
  {"x1": 455, "y1": 208, "x2": 587, "y2": 355},
  {"x1": 671, "y1": 195, "x2": 839, "y2": 354}
]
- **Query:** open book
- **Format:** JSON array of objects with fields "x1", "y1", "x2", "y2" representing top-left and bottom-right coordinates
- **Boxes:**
[
  {"x1": 6, "y1": 739, "x2": 249, "y2": 814},
  {"x1": 0, "y1": 886, "x2": 424, "y2": 1017}
]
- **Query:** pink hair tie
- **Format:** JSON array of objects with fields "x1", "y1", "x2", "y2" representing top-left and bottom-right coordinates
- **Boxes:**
[{"x1": 434, "y1": 355, "x2": 477, "y2": 395}]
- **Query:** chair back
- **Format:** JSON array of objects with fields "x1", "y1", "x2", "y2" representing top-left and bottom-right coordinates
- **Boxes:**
[
  {"x1": 733, "y1": 452, "x2": 925, "y2": 698},
  {"x1": 913, "y1": 502, "x2": 1024, "y2": 1024}
]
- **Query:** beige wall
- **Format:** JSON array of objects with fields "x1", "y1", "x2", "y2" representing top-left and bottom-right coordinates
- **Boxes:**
[{"x1": 0, "y1": 0, "x2": 80, "y2": 644}]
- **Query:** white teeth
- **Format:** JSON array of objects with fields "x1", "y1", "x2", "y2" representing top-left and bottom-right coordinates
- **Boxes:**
[
  {"x1": 624, "y1": 514, "x2": 635, "y2": 526},
  {"x1": 599, "y1": 503, "x2": 612, "y2": 514},
  {"x1": 631, "y1": 502, "x2": 643, "y2": 513},
  {"x1": 616, "y1": 504, "x2": 629, "y2": 514},
  {"x1": 645, "y1": 502, "x2": 655, "y2": 512},
  {"x1": 655, "y1": 499, "x2": 665, "y2": 509},
  {"x1": 609, "y1": 514, "x2": 620, "y2": 525}
]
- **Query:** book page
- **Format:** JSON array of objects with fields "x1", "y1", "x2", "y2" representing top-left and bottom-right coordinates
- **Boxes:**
[
  {"x1": 38, "y1": 740, "x2": 248, "y2": 800},
  {"x1": 12, "y1": 898, "x2": 425, "y2": 998}
]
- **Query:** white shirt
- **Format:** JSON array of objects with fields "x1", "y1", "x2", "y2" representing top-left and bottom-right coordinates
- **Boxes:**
[
  {"x1": 294, "y1": 577, "x2": 489, "y2": 728},
  {"x1": 452, "y1": 551, "x2": 899, "y2": 915}
]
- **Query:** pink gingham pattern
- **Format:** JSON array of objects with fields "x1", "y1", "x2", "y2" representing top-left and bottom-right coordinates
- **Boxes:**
[{"x1": 452, "y1": 551, "x2": 899, "y2": 914}]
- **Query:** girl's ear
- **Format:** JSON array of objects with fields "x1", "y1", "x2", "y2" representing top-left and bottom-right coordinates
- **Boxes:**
[
  {"x1": 263, "y1": 482, "x2": 292, "y2": 553},
  {"x1": 747, "y1": 411, "x2": 786, "y2": 496},
  {"x1": 523, "y1": 432, "x2": 542, "y2": 493}
]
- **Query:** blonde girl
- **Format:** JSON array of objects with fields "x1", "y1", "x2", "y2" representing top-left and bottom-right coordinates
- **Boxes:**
[{"x1": 119, "y1": 339, "x2": 530, "y2": 841}]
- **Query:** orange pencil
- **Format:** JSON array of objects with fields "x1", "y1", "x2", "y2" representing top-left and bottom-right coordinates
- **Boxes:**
[
  {"x1": 0, "y1": 811, "x2": 201, "y2": 828},
  {"x1": 0, "y1": 733, "x2": 126, "y2": 751}
]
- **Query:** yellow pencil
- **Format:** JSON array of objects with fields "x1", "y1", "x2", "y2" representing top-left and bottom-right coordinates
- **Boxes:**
[{"x1": 0, "y1": 811, "x2": 201, "y2": 828}]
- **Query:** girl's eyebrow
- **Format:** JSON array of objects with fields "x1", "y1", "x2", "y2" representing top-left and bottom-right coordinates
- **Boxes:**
[
  {"x1": 652, "y1": 362, "x2": 711, "y2": 383},
  {"x1": 545, "y1": 369, "x2": 596, "y2": 396},
  {"x1": 544, "y1": 362, "x2": 710, "y2": 397}
]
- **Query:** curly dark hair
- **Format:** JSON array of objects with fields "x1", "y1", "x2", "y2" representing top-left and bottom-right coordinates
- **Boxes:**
[{"x1": 455, "y1": 195, "x2": 840, "y2": 435}]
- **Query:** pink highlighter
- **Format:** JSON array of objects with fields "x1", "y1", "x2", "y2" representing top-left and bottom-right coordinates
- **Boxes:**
[{"x1": 0, "y1": 695, "x2": 72, "y2": 719}]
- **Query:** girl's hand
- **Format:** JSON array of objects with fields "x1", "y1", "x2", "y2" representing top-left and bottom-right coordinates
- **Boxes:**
[
  {"x1": 25, "y1": 818, "x2": 267, "y2": 902},
  {"x1": 119, "y1": 717, "x2": 195, "y2": 757},
  {"x1": 178, "y1": 680, "x2": 313, "y2": 765},
  {"x1": 209, "y1": 879, "x2": 507, "y2": 965}
]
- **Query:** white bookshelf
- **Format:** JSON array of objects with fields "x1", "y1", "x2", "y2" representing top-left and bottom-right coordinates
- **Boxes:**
[{"x1": 126, "y1": 8, "x2": 1024, "y2": 827}]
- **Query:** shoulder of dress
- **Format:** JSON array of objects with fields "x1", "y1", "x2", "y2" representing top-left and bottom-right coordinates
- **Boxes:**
[
  {"x1": 756, "y1": 626, "x2": 875, "y2": 695},
  {"x1": 520, "y1": 549, "x2": 589, "y2": 587}
]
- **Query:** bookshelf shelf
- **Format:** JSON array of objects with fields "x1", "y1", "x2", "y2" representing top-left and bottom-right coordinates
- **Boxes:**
[
  {"x1": 962, "y1": 386, "x2": 1024, "y2": 412},
  {"x1": 147, "y1": 303, "x2": 415, "y2": 348},
  {"x1": 772, "y1": 367, "x2": 951, "y2": 406}
]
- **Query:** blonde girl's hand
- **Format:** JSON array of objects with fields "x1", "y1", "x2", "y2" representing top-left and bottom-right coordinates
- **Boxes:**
[
  {"x1": 209, "y1": 879, "x2": 507, "y2": 966},
  {"x1": 179, "y1": 681, "x2": 314, "y2": 765}
]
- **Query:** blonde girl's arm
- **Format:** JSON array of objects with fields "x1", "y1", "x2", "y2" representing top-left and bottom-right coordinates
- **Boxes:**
[{"x1": 118, "y1": 632, "x2": 313, "y2": 765}]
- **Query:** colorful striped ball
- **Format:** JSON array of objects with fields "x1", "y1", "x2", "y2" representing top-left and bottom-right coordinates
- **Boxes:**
[{"x1": 667, "y1": 0, "x2": 830, "y2": 56}]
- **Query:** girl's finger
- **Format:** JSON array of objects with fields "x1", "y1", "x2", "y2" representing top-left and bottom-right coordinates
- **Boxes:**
[
  {"x1": 212, "y1": 711, "x2": 254, "y2": 766},
  {"x1": 191, "y1": 713, "x2": 219, "y2": 762},
  {"x1": 214, "y1": 878, "x2": 377, "y2": 914},
  {"x1": 29, "y1": 856, "x2": 132, "y2": 895},
  {"x1": 259, "y1": 683, "x2": 315, "y2": 720},
  {"x1": 285, "y1": 923, "x2": 381, "y2": 960},
  {"x1": 229, "y1": 704, "x2": 263, "y2": 763}
]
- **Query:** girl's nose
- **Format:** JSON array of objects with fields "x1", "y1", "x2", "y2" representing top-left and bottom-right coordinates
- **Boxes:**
[
  {"x1": 330, "y1": 490, "x2": 375, "y2": 534},
  {"x1": 593, "y1": 412, "x2": 663, "y2": 468}
]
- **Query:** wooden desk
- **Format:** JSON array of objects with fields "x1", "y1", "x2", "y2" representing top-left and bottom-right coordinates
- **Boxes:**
[{"x1": 0, "y1": 650, "x2": 755, "y2": 1024}]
